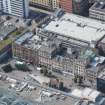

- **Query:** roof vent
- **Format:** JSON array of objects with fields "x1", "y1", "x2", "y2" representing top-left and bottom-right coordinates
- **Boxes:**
[
  {"x1": 100, "y1": 2, "x2": 104, "y2": 5},
  {"x1": 56, "y1": 24, "x2": 59, "y2": 27},
  {"x1": 77, "y1": 23, "x2": 86, "y2": 28}
]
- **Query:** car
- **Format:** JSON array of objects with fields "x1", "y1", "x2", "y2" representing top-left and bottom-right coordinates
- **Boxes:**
[{"x1": 52, "y1": 69, "x2": 63, "y2": 74}]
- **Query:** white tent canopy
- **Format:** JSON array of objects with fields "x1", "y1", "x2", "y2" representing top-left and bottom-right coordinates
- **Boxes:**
[{"x1": 71, "y1": 88, "x2": 100, "y2": 102}]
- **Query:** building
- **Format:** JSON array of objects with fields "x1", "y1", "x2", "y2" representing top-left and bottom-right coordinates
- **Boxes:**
[
  {"x1": 0, "y1": 0, "x2": 29, "y2": 18},
  {"x1": 0, "y1": 38, "x2": 12, "y2": 63},
  {"x1": 97, "y1": 37, "x2": 105, "y2": 56},
  {"x1": 88, "y1": 0, "x2": 96, "y2": 6},
  {"x1": 35, "y1": 13, "x2": 105, "y2": 77},
  {"x1": 29, "y1": 0, "x2": 50, "y2": 8},
  {"x1": 12, "y1": 31, "x2": 78, "y2": 76},
  {"x1": 86, "y1": 56, "x2": 105, "y2": 84},
  {"x1": 59, "y1": 0, "x2": 72, "y2": 13},
  {"x1": 13, "y1": 30, "x2": 104, "y2": 78},
  {"x1": 72, "y1": 0, "x2": 89, "y2": 16},
  {"x1": 13, "y1": 13, "x2": 105, "y2": 78},
  {"x1": 40, "y1": 13, "x2": 105, "y2": 48},
  {"x1": 52, "y1": 0, "x2": 59, "y2": 9},
  {"x1": 29, "y1": 0, "x2": 59, "y2": 10},
  {"x1": 29, "y1": 0, "x2": 51, "y2": 10},
  {"x1": 30, "y1": 0, "x2": 73, "y2": 13},
  {"x1": 0, "y1": 0, "x2": 2, "y2": 12},
  {"x1": 0, "y1": 21, "x2": 17, "y2": 63},
  {"x1": 38, "y1": 35, "x2": 63, "y2": 69},
  {"x1": 97, "y1": 70, "x2": 105, "y2": 94},
  {"x1": 0, "y1": 21, "x2": 16, "y2": 40},
  {"x1": 12, "y1": 31, "x2": 39, "y2": 65},
  {"x1": 89, "y1": 0, "x2": 105, "y2": 21}
]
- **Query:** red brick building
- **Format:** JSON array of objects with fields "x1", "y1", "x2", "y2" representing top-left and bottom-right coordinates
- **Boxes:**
[{"x1": 59, "y1": 0, "x2": 72, "y2": 13}]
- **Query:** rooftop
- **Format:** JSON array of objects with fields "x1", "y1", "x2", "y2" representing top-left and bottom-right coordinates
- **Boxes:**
[
  {"x1": 44, "y1": 13, "x2": 105, "y2": 42},
  {"x1": 9, "y1": 27, "x2": 25, "y2": 39},
  {"x1": 86, "y1": 55, "x2": 105, "y2": 73},
  {"x1": 0, "y1": 38, "x2": 12, "y2": 50},
  {"x1": 71, "y1": 88, "x2": 101, "y2": 102},
  {"x1": 90, "y1": 0, "x2": 105, "y2": 12},
  {"x1": 15, "y1": 32, "x2": 61, "y2": 54},
  {"x1": 100, "y1": 36, "x2": 105, "y2": 43},
  {"x1": 29, "y1": 10, "x2": 49, "y2": 23},
  {"x1": 0, "y1": 22, "x2": 16, "y2": 40},
  {"x1": 15, "y1": 32, "x2": 34, "y2": 45},
  {"x1": 98, "y1": 70, "x2": 105, "y2": 80},
  {"x1": 39, "y1": 37, "x2": 61, "y2": 54},
  {"x1": 90, "y1": 56, "x2": 105, "y2": 67},
  {"x1": 0, "y1": 87, "x2": 35, "y2": 105},
  {"x1": 80, "y1": 49, "x2": 95, "y2": 59}
]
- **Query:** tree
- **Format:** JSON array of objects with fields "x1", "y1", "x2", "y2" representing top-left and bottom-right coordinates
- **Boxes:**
[
  {"x1": 47, "y1": 71, "x2": 52, "y2": 77},
  {"x1": 40, "y1": 69, "x2": 43, "y2": 74},
  {"x1": 74, "y1": 75, "x2": 78, "y2": 83},
  {"x1": 6, "y1": 16, "x2": 11, "y2": 20},
  {"x1": 74, "y1": 75, "x2": 83, "y2": 85},
  {"x1": 78, "y1": 76, "x2": 83, "y2": 85},
  {"x1": 43, "y1": 69, "x2": 48, "y2": 76},
  {"x1": 74, "y1": 77, "x2": 77, "y2": 83},
  {"x1": 15, "y1": 64, "x2": 30, "y2": 72},
  {"x1": 2, "y1": 64, "x2": 13, "y2": 73},
  {"x1": 59, "y1": 82, "x2": 64, "y2": 90},
  {"x1": 40, "y1": 66, "x2": 48, "y2": 76},
  {"x1": 40, "y1": 66, "x2": 53, "y2": 77}
]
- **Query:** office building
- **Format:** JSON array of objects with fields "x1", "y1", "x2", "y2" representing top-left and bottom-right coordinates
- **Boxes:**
[
  {"x1": 0, "y1": 21, "x2": 16, "y2": 63},
  {"x1": 30, "y1": 0, "x2": 59, "y2": 10},
  {"x1": 89, "y1": 0, "x2": 105, "y2": 21},
  {"x1": 88, "y1": 0, "x2": 96, "y2": 6},
  {"x1": 13, "y1": 31, "x2": 39, "y2": 65},
  {"x1": 0, "y1": 0, "x2": 29, "y2": 18},
  {"x1": 30, "y1": 0, "x2": 51, "y2": 9},
  {"x1": 59, "y1": 0, "x2": 72, "y2": 13},
  {"x1": 0, "y1": 0, "x2": 2, "y2": 12},
  {"x1": 52, "y1": 0, "x2": 59, "y2": 9},
  {"x1": 30, "y1": 0, "x2": 73, "y2": 13},
  {"x1": 72, "y1": 0, "x2": 89, "y2": 16},
  {"x1": 97, "y1": 37, "x2": 105, "y2": 56},
  {"x1": 97, "y1": 70, "x2": 105, "y2": 93}
]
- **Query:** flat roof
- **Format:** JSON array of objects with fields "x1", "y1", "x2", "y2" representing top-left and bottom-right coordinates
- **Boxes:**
[
  {"x1": 98, "y1": 70, "x2": 105, "y2": 79},
  {"x1": 0, "y1": 22, "x2": 16, "y2": 40},
  {"x1": 44, "y1": 13, "x2": 105, "y2": 42},
  {"x1": 15, "y1": 32, "x2": 33, "y2": 45},
  {"x1": 90, "y1": 0, "x2": 105, "y2": 12},
  {"x1": 0, "y1": 38, "x2": 12, "y2": 50}
]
